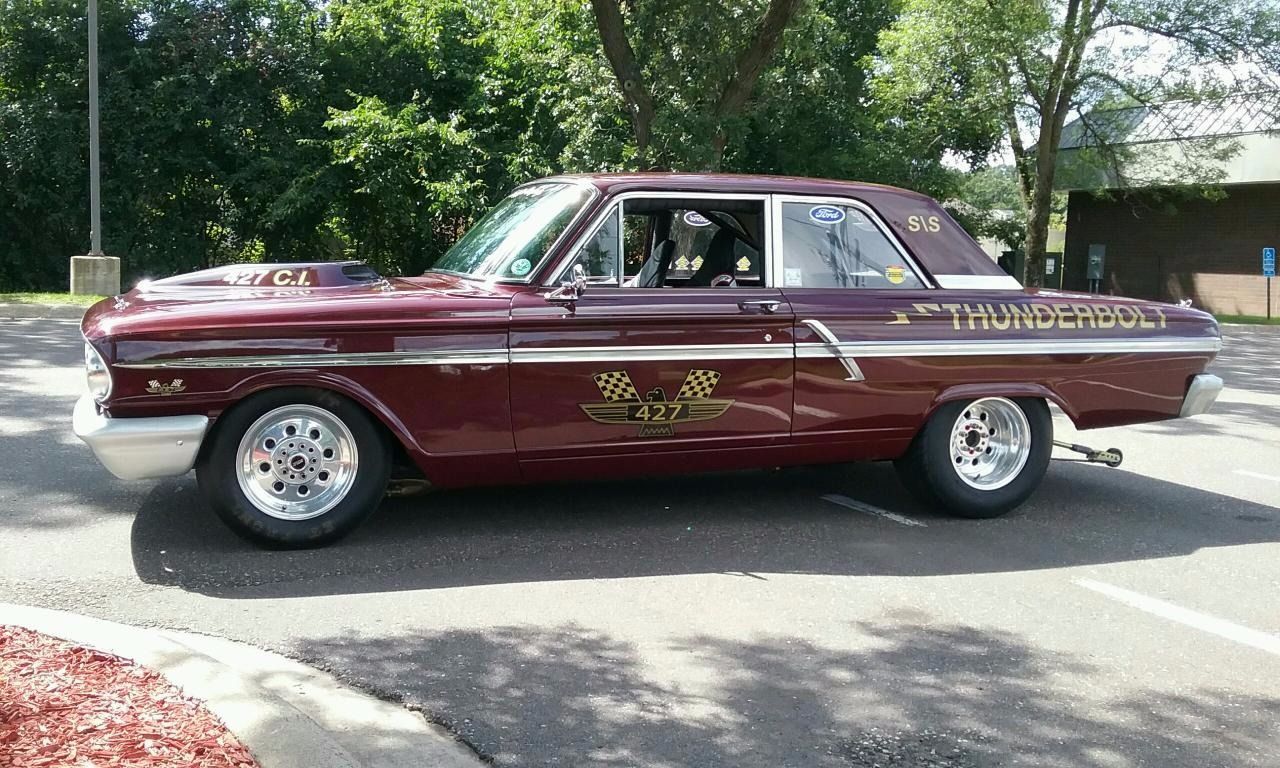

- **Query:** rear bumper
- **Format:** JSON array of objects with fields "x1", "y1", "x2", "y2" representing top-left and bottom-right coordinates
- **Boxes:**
[
  {"x1": 73, "y1": 394, "x2": 209, "y2": 480},
  {"x1": 1179, "y1": 374, "x2": 1224, "y2": 418}
]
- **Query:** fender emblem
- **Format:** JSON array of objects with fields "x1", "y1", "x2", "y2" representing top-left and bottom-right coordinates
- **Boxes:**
[{"x1": 145, "y1": 378, "x2": 186, "y2": 396}]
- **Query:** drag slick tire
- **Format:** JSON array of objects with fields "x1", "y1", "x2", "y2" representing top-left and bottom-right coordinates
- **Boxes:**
[
  {"x1": 894, "y1": 396, "x2": 1051, "y2": 519},
  {"x1": 197, "y1": 388, "x2": 391, "y2": 548}
]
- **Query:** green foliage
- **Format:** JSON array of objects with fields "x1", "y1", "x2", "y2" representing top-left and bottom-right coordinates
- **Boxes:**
[
  {"x1": 322, "y1": 93, "x2": 484, "y2": 273},
  {"x1": 732, "y1": 0, "x2": 963, "y2": 195},
  {"x1": 872, "y1": 0, "x2": 1280, "y2": 284},
  {"x1": 0, "y1": 0, "x2": 641, "y2": 286},
  {"x1": 16, "y1": 0, "x2": 1226, "y2": 288}
]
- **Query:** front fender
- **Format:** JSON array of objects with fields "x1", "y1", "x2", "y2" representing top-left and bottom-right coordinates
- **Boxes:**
[{"x1": 221, "y1": 370, "x2": 420, "y2": 456}]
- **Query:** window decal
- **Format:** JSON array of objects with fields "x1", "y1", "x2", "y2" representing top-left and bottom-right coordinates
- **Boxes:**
[{"x1": 808, "y1": 205, "x2": 846, "y2": 225}]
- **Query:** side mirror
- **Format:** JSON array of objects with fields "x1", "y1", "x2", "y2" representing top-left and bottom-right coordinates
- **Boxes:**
[
  {"x1": 569, "y1": 264, "x2": 588, "y2": 296},
  {"x1": 549, "y1": 264, "x2": 588, "y2": 306}
]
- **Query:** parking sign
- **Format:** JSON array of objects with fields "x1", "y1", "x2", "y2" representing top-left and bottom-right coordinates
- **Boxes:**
[{"x1": 1265, "y1": 247, "x2": 1276, "y2": 277}]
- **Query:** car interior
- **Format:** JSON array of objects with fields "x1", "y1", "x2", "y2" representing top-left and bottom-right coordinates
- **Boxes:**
[{"x1": 569, "y1": 198, "x2": 765, "y2": 288}]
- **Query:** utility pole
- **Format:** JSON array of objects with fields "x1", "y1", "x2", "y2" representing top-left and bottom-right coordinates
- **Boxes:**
[
  {"x1": 71, "y1": 0, "x2": 118, "y2": 295},
  {"x1": 87, "y1": 0, "x2": 102, "y2": 256}
]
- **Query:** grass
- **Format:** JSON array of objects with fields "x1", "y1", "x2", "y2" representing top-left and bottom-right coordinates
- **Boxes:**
[
  {"x1": 1214, "y1": 313, "x2": 1280, "y2": 326},
  {"x1": 0, "y1": 292, "x2": 105, "y2": 306}
]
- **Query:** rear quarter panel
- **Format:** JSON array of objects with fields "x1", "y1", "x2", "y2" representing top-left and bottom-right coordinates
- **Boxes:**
[{"x1": 787, "y1": 288, "x2": 1220, "y2": 440}]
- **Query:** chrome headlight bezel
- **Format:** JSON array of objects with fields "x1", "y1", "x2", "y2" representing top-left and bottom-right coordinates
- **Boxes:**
[{"x1": 84, "y1": 341, "x2": 112, "y2": 402}]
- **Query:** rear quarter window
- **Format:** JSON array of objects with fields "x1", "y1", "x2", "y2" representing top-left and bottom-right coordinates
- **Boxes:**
[{"x1": 780, "y1": 202, "x2": 924, "y2": 289}]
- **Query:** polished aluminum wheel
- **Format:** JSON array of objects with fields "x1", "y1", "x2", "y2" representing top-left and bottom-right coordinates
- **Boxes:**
[
  {"x1": 949, "y1": 397, "x2": 1031, "y2": 491},
  {"x1": 236, "y1": 404, "x2": 359, "y2": 521}
]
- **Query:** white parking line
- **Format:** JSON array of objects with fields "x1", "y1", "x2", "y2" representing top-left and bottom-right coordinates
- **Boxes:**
[
  {"x1": 1075, "y1": 578, "x2": 1280, "y2": 657},
  {"x1": 821, "y1": 494, "x2": 927, "y2": 527},
  {"x1": 1234, "y1": 469, "x2": 1280, "y2": 484}
]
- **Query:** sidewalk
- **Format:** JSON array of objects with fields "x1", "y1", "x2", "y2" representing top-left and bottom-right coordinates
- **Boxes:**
[
  {"x1": 0, "y1": 302, "x2": 88, "y2": 320},
  {"x1": 0, "y1": 604, "x2": 483, "y2": 768}
]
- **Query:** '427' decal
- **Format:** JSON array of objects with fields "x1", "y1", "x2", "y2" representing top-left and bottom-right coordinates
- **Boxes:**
[
  {"x1": 580, "y1": 369, "x2": 734, "y2": 437},
  {"x1": 221, "y1": 268, "x2": 312, "y2": 287}
]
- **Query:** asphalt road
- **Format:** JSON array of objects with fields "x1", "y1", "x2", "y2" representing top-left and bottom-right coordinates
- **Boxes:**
[{"x1": 2, "y1": 319, "x2": 1279, "y2": 767}]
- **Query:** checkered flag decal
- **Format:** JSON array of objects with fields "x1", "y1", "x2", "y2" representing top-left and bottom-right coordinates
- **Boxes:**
[
  {"x1": 593, "y1": 371, "x2": 640, "y2": 402},
  {"x1": 676, "y1": 369, "x2": 720, "y2": 401}
]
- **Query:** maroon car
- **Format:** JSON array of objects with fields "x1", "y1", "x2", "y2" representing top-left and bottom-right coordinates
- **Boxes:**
[{"x1": 74, "y1": 174, "x2": 1223, "y2": 547}]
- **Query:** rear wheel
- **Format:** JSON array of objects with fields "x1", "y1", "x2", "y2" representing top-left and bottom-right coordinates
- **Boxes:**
[
  {"x1": 894, "y1": 396, "x2": 1051, "y2": 519},
  {"x1": 197, "y1": 388, "x2": 390, "y2": 548}
]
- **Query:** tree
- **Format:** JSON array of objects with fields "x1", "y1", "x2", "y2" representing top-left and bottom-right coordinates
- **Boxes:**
[
  {"x1": 873, "y1": 0, "x2": 1280, "y2": 286},
  {"x1": 588, "y1": 0, "x2": 807, "y2": 169}
]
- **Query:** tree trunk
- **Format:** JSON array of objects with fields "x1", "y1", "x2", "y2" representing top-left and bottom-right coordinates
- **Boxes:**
[
  {"x1": 1021, "y1": 196, "x2": 1049, "y2": 288},
  {"x1": 589, "y1": 0, "x2": 656, "y2": 168},
  {"x1": 710, "y1": 0, "x2": 805, "y2": 167},
  {"x1": 1022, "y1": 144, "x2": 1058, "y2": 288}
]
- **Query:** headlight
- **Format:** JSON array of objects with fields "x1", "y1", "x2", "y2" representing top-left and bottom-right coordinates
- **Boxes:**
[{"x1": 84, "y1": 341, "x2": 112, "y2": 402}]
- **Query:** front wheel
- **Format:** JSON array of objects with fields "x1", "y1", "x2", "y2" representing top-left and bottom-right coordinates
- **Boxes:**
[
  {"x1": 197, "y1": 388, "x2": 391, "y2": 548},
  {"x1": 894, "y1": 396, "x2": 1051, "y2": 519}
]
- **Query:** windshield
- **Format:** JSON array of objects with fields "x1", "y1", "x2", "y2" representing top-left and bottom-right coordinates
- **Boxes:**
[{"x1": 431, "y1": 182, "x2": 593, "y2": 280}]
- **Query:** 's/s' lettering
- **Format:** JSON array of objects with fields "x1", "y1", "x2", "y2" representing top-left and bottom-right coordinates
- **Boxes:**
[{"x1": 906, "y1": 214, "x2": 942, "y2": 233}]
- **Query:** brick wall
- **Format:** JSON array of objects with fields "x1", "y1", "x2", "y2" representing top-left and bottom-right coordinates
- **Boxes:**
[{"x1": 1063, "y1": 184, "x2": 1280, "y2": 317}]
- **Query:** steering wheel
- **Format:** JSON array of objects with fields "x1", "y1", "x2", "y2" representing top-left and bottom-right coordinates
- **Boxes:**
[{"x1": 709, "y1": 273, "x2": 737, "y2": 288}]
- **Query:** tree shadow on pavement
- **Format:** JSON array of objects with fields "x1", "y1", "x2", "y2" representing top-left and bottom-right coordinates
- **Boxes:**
[
  {"x1": 130, "y1": 458, "x2": 1280, "y2": 598},
  {"x1": 295, "y1": 619, "x2": 1280, "y2": 768},
  {"x1": 1214, "y1": 327, "x2": 1280, "y2": 398},
  {"x1": 0, "y1": 319, "x2": 82, "y2": 369}
]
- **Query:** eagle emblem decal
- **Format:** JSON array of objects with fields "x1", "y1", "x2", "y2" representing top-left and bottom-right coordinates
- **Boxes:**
[
  {"x1": 580, "y1": 369, "x2": 734, "y2": 437},
  {"x1": 145, "y1": 378, "x2": 186, "y2": 396}
]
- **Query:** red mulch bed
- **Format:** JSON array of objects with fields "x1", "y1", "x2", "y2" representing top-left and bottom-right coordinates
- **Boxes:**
[{"x1": 0, "y1": 625, "x2": 260, "y2": 768}]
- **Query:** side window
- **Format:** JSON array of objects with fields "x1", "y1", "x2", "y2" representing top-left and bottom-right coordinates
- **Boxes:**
[
  {"x1": 562, "y1": 207, "x2": 651, "y2": 284},
  {"x1": 666, "y1": 210, "x2": 760, "y2": 283},
  {"x1": 560, "y1": 199, "x2": 765, "y2": 287},
  {"x1": 567, "y1": 206, "x2": 620, "y2": 281},
  {"x1": 780, "y1": 202, "x2": 924, "y2": 289},
  {"x1": 622, "y1": 214, "x2": 651, "y2": 280}
]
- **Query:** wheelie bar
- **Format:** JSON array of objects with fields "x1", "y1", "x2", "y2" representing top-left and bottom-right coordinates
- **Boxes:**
[{"x1": 1052, "y1": 440, "x2": 1123, "y2": 467}]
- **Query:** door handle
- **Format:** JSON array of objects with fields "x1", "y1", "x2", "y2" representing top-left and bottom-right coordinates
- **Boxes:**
[{"x1": 738, "y1": 299, "x2": 781, "y2": 314}]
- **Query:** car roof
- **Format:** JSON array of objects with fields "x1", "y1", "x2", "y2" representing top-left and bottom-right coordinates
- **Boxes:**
[{"x1": 539, "y1": 172, "x2": 934, "y2": 202}]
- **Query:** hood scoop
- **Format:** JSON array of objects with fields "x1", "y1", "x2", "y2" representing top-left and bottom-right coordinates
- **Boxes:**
[{"x1": 135, "y1": 261, "x2": 384, "y2": 298}]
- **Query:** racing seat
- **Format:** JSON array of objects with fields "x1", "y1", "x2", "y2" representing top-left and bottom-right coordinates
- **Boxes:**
[
  {"x1": 631, "y1": 239, "x2": 676, "y2": 287},
  {"x1": 688, "y1": 229, "x2": 737, "y2": 287}
]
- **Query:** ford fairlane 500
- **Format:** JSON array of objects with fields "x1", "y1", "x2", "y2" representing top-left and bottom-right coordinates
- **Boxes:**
[{"x1": 74, "y1": 174, "x2": 1223, "y2": 547}]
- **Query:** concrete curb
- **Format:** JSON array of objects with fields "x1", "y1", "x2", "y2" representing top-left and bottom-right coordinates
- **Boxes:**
[
  {"x1": 0, "y1": 302, "x2": 88, "y2": 320},
  {"x1": 0, "y1": 604, "x2": 482, "y2": 768}
]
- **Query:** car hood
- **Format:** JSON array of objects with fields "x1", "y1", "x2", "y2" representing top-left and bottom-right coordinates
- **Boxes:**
[{"x1": 82, "y1": 262, "x2": 517, "y2": 341}]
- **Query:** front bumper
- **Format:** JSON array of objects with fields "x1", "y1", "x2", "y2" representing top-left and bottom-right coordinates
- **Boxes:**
[
  {"x1": 1179, "y1": 373, "x2": 1224, "y2": 418},
  {"x1": 73, "y1": 394, "x2": 209, "y2": 480}
]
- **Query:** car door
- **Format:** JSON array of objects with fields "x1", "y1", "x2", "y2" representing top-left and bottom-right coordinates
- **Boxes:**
[
  {"x1": 772, "y1": 195, "x2": 939, "y2": 451},
  {"x1": 509, "y1": 193, "x2": 795, "y2": 478}
]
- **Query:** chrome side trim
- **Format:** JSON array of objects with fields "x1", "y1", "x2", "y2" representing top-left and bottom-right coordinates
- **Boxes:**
[
  {"x1": 511, "y1": 343, "x2": 792, "y2": 364},
  {"x1": 796, "y1": 336, "x2": 1223, "y2": 358},
  {"x1": 113, "y1": 336, "x2": 1221, "y2": 371},
  {"x1": 934, "y1": 274, "x2": 1023, "y2": 290},
  {"x1": 1179, "y1": 373, "x2": 1224, "y2": 418},
  {"x1": 115, "y1": 349, "x2": 510, "y2": 369},
  {"x1": 73, "y1": 393, "x2": 208, "y2": 480},
  {"x1": 799, "y1": 319, "x2": 864, "y2": 381}
]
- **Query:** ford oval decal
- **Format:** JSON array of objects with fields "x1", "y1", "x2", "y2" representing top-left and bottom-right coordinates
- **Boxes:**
[
  {"x1": 683, "y1": 211, "x2": 712, "y2": 227},
  {"x1": 809, "y1": 205, "x2": 846, "y2": 224}
]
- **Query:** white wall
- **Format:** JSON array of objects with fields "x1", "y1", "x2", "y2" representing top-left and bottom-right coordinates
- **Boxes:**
[{"x1": 1057, "y1": 131, "x2": 1280, "y2": 190}]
